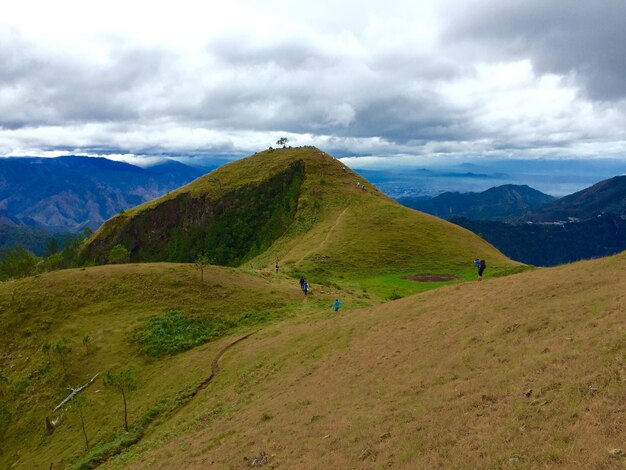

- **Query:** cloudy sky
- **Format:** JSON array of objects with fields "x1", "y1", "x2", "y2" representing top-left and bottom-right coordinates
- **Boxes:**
[{"x1": 2, "y1": 0, "x2": 626, "y2": 167}]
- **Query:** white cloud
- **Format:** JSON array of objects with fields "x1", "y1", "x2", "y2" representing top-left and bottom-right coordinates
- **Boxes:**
[{"x1": 1, "y1": 0, "x2": 626, "y2": 164}]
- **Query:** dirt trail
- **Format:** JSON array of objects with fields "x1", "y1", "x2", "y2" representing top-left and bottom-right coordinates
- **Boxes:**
[
  {"x1": 300, "y1": 206, "x2": 349, "y2": 263},
  {"x1": 319, "y1": 206, "x2": 349, "y2": 251},
  {"x1": 77, "y1": 332, "x2": 256, "y2": 469},
  {"x1": 192, "y1": 331, "x2": 256, "y2": 396}
]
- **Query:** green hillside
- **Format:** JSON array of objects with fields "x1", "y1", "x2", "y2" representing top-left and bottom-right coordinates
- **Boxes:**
[
  {"x1": 2, "y1": 252, "x2": 624, "y2": 468},
  {"x1": 1, "y1": 147, "x2": 536, "y2": 468},
  {"x1": 83, "y1": 147, "x2": 522, "y2": 297},
  {"x1": 98, "y1": 252, "x2": 626, "y2": 469},
  {"x1": 0, "y1": 263, "x2": 334, "y2": 468}
]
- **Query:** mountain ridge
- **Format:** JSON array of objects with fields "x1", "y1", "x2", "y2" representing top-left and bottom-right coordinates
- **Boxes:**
[
  {"x1": 524, "y1": 174, "x2": 626, "y2": 222},
  {"x1": 399, "y1": 184, "x2": 555, "y2": 221},
  {"x1": 0, "y1": 156, "x2": 204, "y2": 231}
]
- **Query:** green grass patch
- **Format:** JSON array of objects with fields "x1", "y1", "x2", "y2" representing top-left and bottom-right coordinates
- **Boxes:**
[
  {"x1": 136, "y1": 306, "x2": 297, "y2": 357},
  {"x1": 136, "y1": 310, "x2": 233, "y2": 356}
]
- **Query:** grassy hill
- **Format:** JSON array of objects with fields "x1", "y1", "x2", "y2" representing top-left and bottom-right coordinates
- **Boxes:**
[
  {"x1": 1, "y1": 148, "x2": 549, "y2": 468},
  {"x1": 83, "y1": 147, "x2": 522, "y2": 298},
  {"x1": 0, "y1": 263, "x2": 351, "y2": 468},
  {"x1": 1, "y1": 251, "x2": 624, "y2": 468},
  {"x1": 99, "y1": 252, "x2": 625, "y2": 469}
]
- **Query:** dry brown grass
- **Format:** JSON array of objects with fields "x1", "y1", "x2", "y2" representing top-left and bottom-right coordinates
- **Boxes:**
[{"x1": 107, "y1": 253, "x2": 626, "y2": 469}]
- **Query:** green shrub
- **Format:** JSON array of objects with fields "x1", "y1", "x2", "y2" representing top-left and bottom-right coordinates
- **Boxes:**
[
  {"x1": 136, "y1": 310, "x2": 234, "y2": 357},
  {"x1": 388, "y1": 292, "x2": 403, "y2": 301},
  {"x1": 108, "y1": 245, "x2": 130, "y2": 264},
  {"x1": 12, "y1": 377, "x2": 32, "y2": 395},
  {"x1": 0, "y1": 246, "x2": 39, "y2": 280}
]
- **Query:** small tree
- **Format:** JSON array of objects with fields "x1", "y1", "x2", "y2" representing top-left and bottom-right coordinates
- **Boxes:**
[
  {"x1": 195, "y1": 253, "x2": 210, "y2": 283},
  {"x1": 72, "y1": 394, "x2": 90, "y2": 450},
  {"x1": 53, "y1": 338, "x2": 70, "y2": 375},
  {"x1": 108, "y1": 244, "x2": 130, "y2": 264},
  {"x1": 103, "y1": 369, "x2": 137, "y2": 432},
  {"x1": 276, "y1": 137, "x2": 288, "y2": 148}
]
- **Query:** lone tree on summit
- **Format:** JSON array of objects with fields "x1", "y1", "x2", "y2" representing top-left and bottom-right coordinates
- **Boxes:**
[{"x1": 276, "y1": 137, "x2": 288, "y2": 148}]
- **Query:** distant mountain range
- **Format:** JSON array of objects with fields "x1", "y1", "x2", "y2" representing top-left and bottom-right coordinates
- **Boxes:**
[
  {"x1": 399, "y1": 184, "x2": 555, "y2": 221},
  {"x1": 0, "y1": 224, "x2": 76, "y2": 256},
  {"x1": 0, "y1": 156, "x2": 204, "y2": 232},
  {"x1": 400, "y1": 177, "x2": 626, "y2": 266},
  {"x1": 524, "y1": 175, "x2": 626, "y2": 222}
]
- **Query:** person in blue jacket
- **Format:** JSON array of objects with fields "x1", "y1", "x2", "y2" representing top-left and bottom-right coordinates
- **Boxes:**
[
  {"x1": 474, "y1": 258, "x2": 486, "y2": 281},
  {"x1": 333, "y1": 299, "x2": 343, "y2": 312}
]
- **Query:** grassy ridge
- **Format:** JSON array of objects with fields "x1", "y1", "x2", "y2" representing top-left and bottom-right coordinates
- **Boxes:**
[
  {"x1": 101, "y1": 252, "x2": 626, "y2": 469},
  {"x1": 85, "y1": 147, "x2": 523, "y2": 296}
]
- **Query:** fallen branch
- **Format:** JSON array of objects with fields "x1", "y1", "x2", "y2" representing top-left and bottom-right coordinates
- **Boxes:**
[{"x1": 53, "y1": 373, "x2": 99, "y2": 411}]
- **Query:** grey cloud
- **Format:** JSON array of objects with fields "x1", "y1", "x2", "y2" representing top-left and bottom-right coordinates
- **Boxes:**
[
  {"x1": 443, "y1": 0, "x2": 626, "y2": 100},
  {"x1": 2, "y1": 14, "x2": 626, "y2": 162},
  {"x1": 0, "y1": 26, "x2": 505, "y2": 152},
  {"x1": 193, "y1": 33, "x2": 472, "y2": 142},
  {"x1": 0, "y1": 29, "x2": 178, "y2": 126},
  {"x1": 208, "y1": 33, "x2": 336, "y2": 69}
]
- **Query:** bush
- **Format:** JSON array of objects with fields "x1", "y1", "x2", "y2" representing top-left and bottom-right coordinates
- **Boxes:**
[
  {"x1": 0, "y1": 246, "x2": 39, "y2": 281},
  {"x1": 136, "y1": 310, "x2": 233, "y2": 357},
  {"x1": 388, "y1": 292, "x2": 403, "y2": 301},
  {"x1": 108, "y1": 245, "x2": 130, "y2": 264}
]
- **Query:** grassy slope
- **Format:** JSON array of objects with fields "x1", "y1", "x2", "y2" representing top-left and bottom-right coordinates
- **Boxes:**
[
  {"x1": 99, "y1": 252, "x2": 626, "y2": 469},
  {"x1": 1, "y1": 149, "x2": 533, "y2": 467},
  {"x1": 0, "y1": 263, "x2": 344, "y2": 468},
  {"x1": 87, "y1": 147, "x2": 522, "y2": 298}
]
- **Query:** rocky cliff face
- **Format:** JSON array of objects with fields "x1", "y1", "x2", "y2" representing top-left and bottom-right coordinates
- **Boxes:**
[{"x1": 83, "y1": 160, "x2": 305, "y2": 265}]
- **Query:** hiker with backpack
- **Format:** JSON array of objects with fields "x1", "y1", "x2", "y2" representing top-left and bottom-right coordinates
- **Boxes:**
[
  {"x1": 474, "y1": 258, "x2": 486, "y2": 281},
  {"x1": 302, "y1": 280, "x2": 309, "y2": 296}
]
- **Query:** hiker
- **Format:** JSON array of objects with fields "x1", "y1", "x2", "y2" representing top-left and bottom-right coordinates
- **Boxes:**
[
  {"x1": 333, "y1": 299, "x2": 342, "y2": 312},
  {"x1": 275, "y1": 260, "x2": 279, "y2": 273},
  {"x1": 299, "y1": 277, "x2": 306, "y2": 291},
  {"x1": 303, "y1": 281, "x2": 309, "y2": 296},
  {"x1": 474, "y1": 258, "x2": 486, "y2": 281}
]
